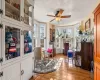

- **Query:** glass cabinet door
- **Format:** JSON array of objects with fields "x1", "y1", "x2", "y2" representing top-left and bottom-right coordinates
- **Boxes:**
[
  {"x1": 24, "y1": 0, "x2": 33, "y2": 26},
  {"x1": 5, "y1": 26, "x2": 20, "y2": 60},
  {"x1": 23, "y1": 30, "x2": 32, "y2": 54},
  {"x1": 4, "y1": 0, "x2": 21, "y2": 21},
  {"x1": 0, "y1": 0, "x2": 1, "y2": 17},
  {"x1": 0, "y1": 22, "x2": 2, "y2": 62}
]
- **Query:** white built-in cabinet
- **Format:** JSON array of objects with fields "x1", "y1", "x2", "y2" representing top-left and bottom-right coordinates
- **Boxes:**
[
  {"x1": 0, "y1": 21, "x2": 33, "y2": 80},
  {"x1": 0, "y1": 0, "x2": 34, "y2": 80}
]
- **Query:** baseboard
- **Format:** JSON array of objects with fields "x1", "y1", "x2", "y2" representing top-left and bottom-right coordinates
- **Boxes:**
[{"x1": 56, "y1": 53, "x2": 63, "y2": 54}]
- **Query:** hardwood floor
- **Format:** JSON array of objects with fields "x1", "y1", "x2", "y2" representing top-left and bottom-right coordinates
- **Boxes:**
[{"x1": 32, "y1": 54, "x2": 93, "y2": 80}]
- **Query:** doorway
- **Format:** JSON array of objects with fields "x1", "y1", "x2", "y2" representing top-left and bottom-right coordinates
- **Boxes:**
[{"x1": 64, "y1": 43, "x2": 69, "y2": 55}]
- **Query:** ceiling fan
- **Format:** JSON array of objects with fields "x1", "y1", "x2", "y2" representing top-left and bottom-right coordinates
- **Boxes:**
[{"x1": 47, "y1": 9, "x2": 71, "y2": 22}]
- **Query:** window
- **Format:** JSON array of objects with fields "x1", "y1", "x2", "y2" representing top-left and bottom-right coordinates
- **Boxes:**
[
  {"x1": 33, "y1": 24, "x2": 37, "y2": 47},
  {"x1": 40, "y1": 25, "x2": 44, "y2": 39},
  {"x1": 40, "y1": 23, "x2": 46, "y2": 48},
  {"x1": 67, "y1": 29, "x2": 72, "y2": 37}
]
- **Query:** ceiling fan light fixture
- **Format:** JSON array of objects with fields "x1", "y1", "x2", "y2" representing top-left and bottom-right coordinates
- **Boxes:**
[
  {"x1": 56, "y1": 17, "x2": 60, "y2": 21},
  {"x1": 47, "y1": 9, "x2": 71, "y2": 22}
]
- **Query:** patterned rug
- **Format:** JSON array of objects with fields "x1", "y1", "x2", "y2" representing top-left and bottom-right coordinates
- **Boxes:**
[{"x1": 33, "y1": 58, "x2": 63, "y2": 74}]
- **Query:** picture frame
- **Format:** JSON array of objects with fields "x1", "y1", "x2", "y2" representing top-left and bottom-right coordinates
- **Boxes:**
[{"x1": 85, "y1": 19, "x2": 91, "y2": 30}]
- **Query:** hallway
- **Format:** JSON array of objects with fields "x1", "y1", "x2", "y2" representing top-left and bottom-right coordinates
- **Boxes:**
[{"x1": 33, "y1": 54, "x2": 93, "y2": 80}]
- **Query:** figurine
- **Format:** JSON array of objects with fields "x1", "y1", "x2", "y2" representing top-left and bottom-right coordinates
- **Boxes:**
[{"x1": 5, "y1": 32, "x2": 13, "y2": 43}]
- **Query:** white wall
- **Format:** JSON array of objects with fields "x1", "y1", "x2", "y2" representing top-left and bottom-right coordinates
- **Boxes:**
[{"x1": 46, "y1": 22, "x2": 50, "y2": 49}]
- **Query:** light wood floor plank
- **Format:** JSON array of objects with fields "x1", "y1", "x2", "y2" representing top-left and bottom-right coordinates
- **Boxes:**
[{"x1": 32, "y1": 54, "x2": 93, "y2": 80}]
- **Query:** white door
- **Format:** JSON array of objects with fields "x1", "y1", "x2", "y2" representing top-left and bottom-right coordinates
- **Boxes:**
[
  {"x1": 1, "y1": 62, "x2": 21, "y2": 80},
  {"x1": 21, "y1": 57, "x2": 33, "y2": 80}
]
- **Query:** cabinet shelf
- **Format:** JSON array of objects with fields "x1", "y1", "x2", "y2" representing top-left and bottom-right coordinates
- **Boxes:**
[
  {"x1": 5, "y1": 1, "x2": 20, "y2": 14},
  {"x1": 24, "y1": 13, "x2": 29, "y2": 17},
  {"x1": 25, "y1": 0, "x2": 31, "y2": 7}
]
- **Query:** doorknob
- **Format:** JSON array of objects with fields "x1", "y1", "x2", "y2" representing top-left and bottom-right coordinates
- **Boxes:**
[{"x1": 21, "y1": 70, "x2": 24, "y2": 75}]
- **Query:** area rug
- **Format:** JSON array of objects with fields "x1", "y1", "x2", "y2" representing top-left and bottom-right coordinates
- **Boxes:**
[{"x1": 33, "y1": 58, "x2": 63, "y2": 74}]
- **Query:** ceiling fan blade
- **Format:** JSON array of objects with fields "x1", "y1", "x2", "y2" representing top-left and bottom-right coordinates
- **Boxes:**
[
  {"x1": 47, "y1": 15, "x2": 55, "y2": 17},
  {"x1": 61, "y1": 15, "x2": 71, "y2": 18},
  {"x1": 57, "y1": 9, "x2": 64, "y2": 16},
  {"x1": 50, "y1": 18, "x2": 55, "y2": 22}
]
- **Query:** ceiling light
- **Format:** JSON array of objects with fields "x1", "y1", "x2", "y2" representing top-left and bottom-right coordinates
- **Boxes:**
[{"x1": 56, "y1": 17, "x2": 61, "y2": 21}]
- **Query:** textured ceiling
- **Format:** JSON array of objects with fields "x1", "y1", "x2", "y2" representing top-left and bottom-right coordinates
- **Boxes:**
[{"x1": 34, "y1": 0, "x2": 98, "y2": 26}]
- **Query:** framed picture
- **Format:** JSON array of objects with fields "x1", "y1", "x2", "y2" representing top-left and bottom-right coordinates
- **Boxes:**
[{"x1": 85, "y1": 19, "x2": 91, "y2": 30}]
